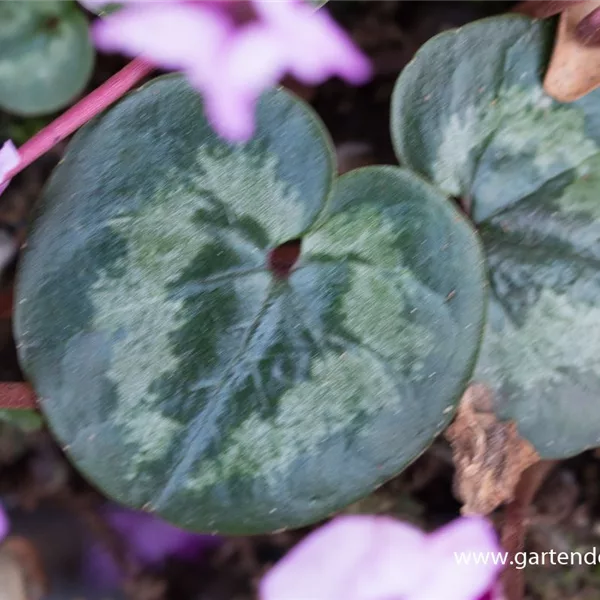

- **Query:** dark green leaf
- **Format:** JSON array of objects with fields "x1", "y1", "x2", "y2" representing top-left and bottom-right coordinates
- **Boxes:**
[
  {"x1": 392, "y1": 15, "x2": 600, "y2": 458},
  {"x1": 15, "y1": 76, "x2": 485, "y2": 533},
  {"x1": 0, "y1": 1, "x2": 95, "y2": 116}
]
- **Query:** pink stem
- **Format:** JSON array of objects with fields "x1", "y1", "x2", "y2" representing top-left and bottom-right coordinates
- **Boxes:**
[
  {"x1": 0, "y1": 383, "x2": 37, "y2": 410},
  {"x1": 2, "y1": 57, "x2": 154, "y2": 183}
]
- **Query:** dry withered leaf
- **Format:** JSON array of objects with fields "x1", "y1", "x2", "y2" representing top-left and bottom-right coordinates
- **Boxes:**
[
  {"x1": 445, "y1": 383, "x2": 540, "y2": 515},
  {"x1": 544, "y1": 0, "x2": 600, "y2": 101}
]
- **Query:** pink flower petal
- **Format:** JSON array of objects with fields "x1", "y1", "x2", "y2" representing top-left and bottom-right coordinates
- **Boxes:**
[
  {"x1": 348, "y1": 518, "x2": 431, "y2": 600},
  {"x1": 409, "y1": 517, "x2": 503, "y2": 600},
  {"x1": 203, "y1": 90, "x2": 257, "y2": 142},
  {"x1": 0, "y1": 140, "x2": 20, "y2": 197},
  {"x1": 193, "y1": 23, "x2": 286, "y2": 141},
  {"x1": 260, "y1": 516, "x2": 429, "y2": 600},
  {"x1": 92, "y1": 4, "x2": 231, "y2": 73},
  {"x1": 88, "y1": 0, "x2": 371, "y2": 142},
  {"x1": 192, "y1": 1, "x2": 371, "y2": 141},
  {"x1": 260, "y1": 516, "x2": 501, "y2": 600},
  {"x1": 0, "y1": 503, "x2": 9, "y2": 541},
  {"x1": 219, "y1": 23, "x2": 287, "y2": 96},
  {"x1": 252, "y1": 0, "x2": 372, "y2": 85}
]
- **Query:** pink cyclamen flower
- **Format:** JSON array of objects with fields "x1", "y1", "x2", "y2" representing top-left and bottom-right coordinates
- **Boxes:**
[
  {"x1": 260, "y1": 515, "x2": 504, "y2": 600},
  {"x1": 87, "y1": 0, "x2": 371, "y2": 141},
  {"x1": 0, "y1": 140, "x2": 20, "y2": 197}
]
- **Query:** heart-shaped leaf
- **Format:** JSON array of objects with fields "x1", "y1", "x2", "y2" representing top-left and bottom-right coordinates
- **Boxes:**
[
  {"x1": 15, "y1": 76, "x2": 485, "y2": 533},
  {"x1": 392, "y1": 15, "x2": 600, "y2": 458},
  {"x1": 0, "y1": 1, "x2": 94, "y2": 116}
]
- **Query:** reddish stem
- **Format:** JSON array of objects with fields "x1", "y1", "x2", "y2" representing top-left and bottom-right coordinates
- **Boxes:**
[
  {"x1": 0, "y1": 383, "x2": 37, "y2": 410},
  {"x1": 2, "y1": 58, "x2": 154, "y2": 183},
  {"x1": 501, "y1": 460, "x2": 556, "y2": 600}
]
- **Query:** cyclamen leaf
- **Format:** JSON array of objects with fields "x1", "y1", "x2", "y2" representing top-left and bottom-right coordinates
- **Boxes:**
[
  {"x1": 392, "y1": 15, "x2": 600, "y2": 458},
  {"x1": 15, "y1": 76, "x2": 485, "y2": 533},
  {"x1": 0, "y1": 1, "x2": 95, "y2": 116}
]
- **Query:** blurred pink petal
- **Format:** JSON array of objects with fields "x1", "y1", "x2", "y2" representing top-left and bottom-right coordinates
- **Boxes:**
[
  {"x1": 253, "y1": 0, "x2": 372, "y2": 85},
  {"x1": 0, "y1": 140, "x2": 19, "y2": 197},
  {"x1": 261, "y1": 516, "x2": 428, "y2": 600},
  {"x1": 0, "y1": 503, "x2": 9, "y2": 541},
  {"x1": 260, "y1": 516, "x2": 502, "y2": 600},
  {"x1": 92, "y1": 4, "x2": 231, "y2": 72},
  {"x1": 203, "y1": 90, "x2": 257, "y2": 143},
  {"x1": 410, "y1": 517, "x2": 502, "y2": 600},
  {"x1": 197, "y1": 23, "x2": 286, "y2": 141},
  {"x1": 89, "y1": 0, "x2": 371, "y2": 141},
  {"x1": 106, "y1": 506, "x2": 220, "y2": 564},
  {"x1": 84, "y1": 505, "x2": 220, "y2": 589}
]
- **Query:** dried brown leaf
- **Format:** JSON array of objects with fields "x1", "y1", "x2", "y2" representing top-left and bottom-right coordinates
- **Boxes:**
[
  {"x1": 544, "y1": 0, "x2": 600, "y2": 101},
  {"x1": 445, "y1": 383, "x2": 540, "y2": 515}
]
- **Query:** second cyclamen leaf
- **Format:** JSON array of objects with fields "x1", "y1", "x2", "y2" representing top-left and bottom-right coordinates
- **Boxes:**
[
  {"x1": 15, "y1": 76, "x2": 485, "y2": 533},
  {"x1": 392, "y1": 15, "x2": 600, "y2": 459}
]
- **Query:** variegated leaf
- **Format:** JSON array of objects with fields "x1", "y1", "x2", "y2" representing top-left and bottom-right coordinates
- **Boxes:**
[
  {"x1": 392, "y1": 15, "x2": 600, "y2": 458},
  {"x1": 15, "y1": 77, "x2": 485, "y2": 533}
]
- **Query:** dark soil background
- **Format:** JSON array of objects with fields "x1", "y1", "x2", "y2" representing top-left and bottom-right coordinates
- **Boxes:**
[{"x1": 2, "y1": 2, "x2": 600, "y2": 599}]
